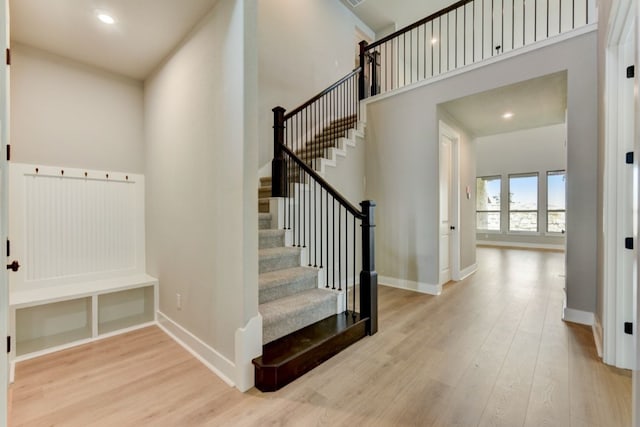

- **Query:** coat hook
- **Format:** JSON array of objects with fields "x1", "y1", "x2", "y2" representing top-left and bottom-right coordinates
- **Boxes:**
[
  {"x1": 35, "y1": 168, "x2": 39, "y2": 174},
  {"x1": 84, "y1": 172, "x2": 88, "y2": 177},
  {"x1": 106, "y1": 173, "x2": 109, "y2": 179},
  {"x1": 126, "y1": 175, "x2": 129, "y2": 180},
  {"x1": 61, "y1": 170, "x2": 64, "y2": 176}
]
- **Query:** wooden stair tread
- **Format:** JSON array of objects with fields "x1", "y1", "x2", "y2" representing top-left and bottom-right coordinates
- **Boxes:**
[{"x1": 253, "y1": 313, "x2": 368, "y2": 391}]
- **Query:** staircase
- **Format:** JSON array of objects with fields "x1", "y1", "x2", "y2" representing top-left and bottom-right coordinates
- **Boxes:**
[
  {"x1": 255, "y1": 176, "x2": 369, "y2": 391},
  {"x1": 258, "y1": 176, "x2": 338, "y2": 344}
]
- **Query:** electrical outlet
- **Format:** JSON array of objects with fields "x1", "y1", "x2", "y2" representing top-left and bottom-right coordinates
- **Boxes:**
[{"x1": 176, "y1": 293, "x2": 182, "y2": 310}]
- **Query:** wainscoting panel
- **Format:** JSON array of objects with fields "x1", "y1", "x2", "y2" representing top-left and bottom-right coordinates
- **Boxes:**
[{"x1": 10, "y1": 164, "x2": 145, "y2": 291}]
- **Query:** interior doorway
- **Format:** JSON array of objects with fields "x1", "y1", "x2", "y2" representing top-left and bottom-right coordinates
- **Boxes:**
[{"x1": 439, "y1": 121, "x2": 460, "y2": 285}]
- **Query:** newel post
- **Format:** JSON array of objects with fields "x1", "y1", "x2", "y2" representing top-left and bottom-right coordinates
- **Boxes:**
[
  {"x1": 359, "y1": 200, "x2": 378, "y2": 335},
  {"x1": 272, "y1": 106, "x2": 286, "y2": 198},
  {"x1": 358, "y1": 41, "x2": 368, "y2": 101}
]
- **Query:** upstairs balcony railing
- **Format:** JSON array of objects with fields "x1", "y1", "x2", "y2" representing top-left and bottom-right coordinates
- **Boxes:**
[{"x1": 359, "y1": 0, "x2": 596, "y2": 99}]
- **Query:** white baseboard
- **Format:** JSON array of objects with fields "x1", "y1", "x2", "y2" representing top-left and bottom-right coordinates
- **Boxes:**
[
  {"x1": 562, "y1": 306, "x2": 595, "y2": 326},
  {"x1": 379, "y1": 276, "x2": 442, "y2": 296},
  {"x1": 234, "y1": 313, "x2": 262, "y2": 392},
  {"x1": 457, "y1": 263, "x2": 478, "y2": 281},
  {"x1": 157, "y1": 311, "x2": 236, "y2": 388},
  {"x1": 477, "y1": 241, "x2": 565, "y2": 251},
  {"x1": 592, "y1": 316, "x2": 603, "y2": 358}
]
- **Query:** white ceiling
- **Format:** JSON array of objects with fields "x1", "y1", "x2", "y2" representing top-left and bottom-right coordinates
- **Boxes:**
[
  {"x1": 340, "y1": 0, "x2": 454, "y2": 35},
  {"x1": 440, "y1": 72, "x2": 567, "y2": 137},
  {"x1": 10, "y1": 0, "x2": 218, "y2": 80}
]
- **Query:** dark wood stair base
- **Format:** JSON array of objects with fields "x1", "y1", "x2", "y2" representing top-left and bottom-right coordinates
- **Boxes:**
[{"x1": 253, "y1": 312, "x2": 368, "y2": 392}]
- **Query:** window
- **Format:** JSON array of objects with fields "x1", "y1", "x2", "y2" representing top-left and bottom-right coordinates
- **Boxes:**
[
  {"x1": 476, "y1": 176, "x2": 501, "y2": 231},
  {"x1": 509, "y1": 173, "x2": 538, "y2": 232},
  {"x1": 547, "y1": 171, "x2": 566, "y2": 233}
]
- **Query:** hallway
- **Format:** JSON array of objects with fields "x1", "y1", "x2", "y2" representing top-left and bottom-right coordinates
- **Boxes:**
[{"x1": 10, "y1": 247, "x2": 631, "y2": 426}]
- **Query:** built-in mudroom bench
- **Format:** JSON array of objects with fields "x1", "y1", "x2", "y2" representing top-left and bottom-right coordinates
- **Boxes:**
[{"x1": 7, "y1": 164, "x2": 157, "y2": 374}]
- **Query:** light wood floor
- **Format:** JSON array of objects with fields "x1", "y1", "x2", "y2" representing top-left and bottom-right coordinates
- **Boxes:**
[{"x1": 10, "y1": 247, "x2": 632, "y2": 426}]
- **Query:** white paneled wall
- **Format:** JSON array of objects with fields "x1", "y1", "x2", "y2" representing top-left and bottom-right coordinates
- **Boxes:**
[{"x1": 10, "y1": 164, "x2": 145, "y2": 291}]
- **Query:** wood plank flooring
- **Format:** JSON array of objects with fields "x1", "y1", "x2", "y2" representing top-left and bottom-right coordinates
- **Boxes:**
[{"x1": 10, "y1": 247, "x2": 632, "y2": 426}]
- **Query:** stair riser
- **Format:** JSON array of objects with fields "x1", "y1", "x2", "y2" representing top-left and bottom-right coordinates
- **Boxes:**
[
  {"x1": 259, "y1": 200, "x2": 269, "y2": 213},
  {"x1": 258, "y1": 187, "x2": 272, "y2": 199},
  {"x1": 262, "y1": 296, "x2": 336, "y2": 344},
  {"x1": 259, "y1": 233, "x2": 285, "y2": 249},
  {"x1": 260, "y1": 274, "x2": 318, "y2": 304},
  {"x1": 259, "y1": 252, "x2": 301, "y2": 274}
]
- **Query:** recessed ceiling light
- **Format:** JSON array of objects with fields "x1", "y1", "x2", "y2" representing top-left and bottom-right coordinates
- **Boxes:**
[
  {"x1": 97, "y1": 13, "x2": 116, "y2": 25},
  {"x1": 502, "y1": 112, "x2": 514, "y2": 119},
  {"x1": 431, "y1": 38, "x2": 438, "y2": 44}
]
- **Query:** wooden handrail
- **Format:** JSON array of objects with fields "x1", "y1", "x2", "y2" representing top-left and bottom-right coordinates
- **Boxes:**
[
  {"x1": 364, "y1": 0, "x2": 474, "y2": 51},
  {"x1": 284, "y1": 67, "x2": 362, "y2": 120},
  {"x1": 281, "y1": 144, "x2": 365, "y2": 219}
]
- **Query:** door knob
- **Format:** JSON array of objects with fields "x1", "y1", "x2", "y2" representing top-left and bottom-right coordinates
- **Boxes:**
[{"x1": 6, "y1": 260, "x2": 20, "y2": 272}]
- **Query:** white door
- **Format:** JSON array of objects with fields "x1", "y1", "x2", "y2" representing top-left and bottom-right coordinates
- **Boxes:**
[
  {"x1": 0, "y1": 0, "x2": 8, "y2": 425},
  {"x1": 439, "y1": 134, "x2": 453, "y2": 285}
]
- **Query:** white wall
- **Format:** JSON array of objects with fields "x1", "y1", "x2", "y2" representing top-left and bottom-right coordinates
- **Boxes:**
[
  {"x1": 257, "y1": 0, "x2": 373, "y2": 167},
  {"x1": 365, "y1": 30, "x2": 597, "y2": 313},
  {"x1": 475, "y1": 124, "x2": 566, "y2": 247},
  {"x1": 144, "y1": 0, "x2": 259, "y2": 387},
  {"x1": 10, "y1": 43, "x2": 144, "y2": 173}
]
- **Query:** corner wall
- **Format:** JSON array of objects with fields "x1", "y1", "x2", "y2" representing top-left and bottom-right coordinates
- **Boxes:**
[
  {"x1": 365, "y1": 29, "x2": 597, "y2": 313},
  {"x1": 144, "y1": 0, "x2": 259, "y2": 389},
  {"x1": 10, "y1": 43, "x2": 144, "y2": 173}
]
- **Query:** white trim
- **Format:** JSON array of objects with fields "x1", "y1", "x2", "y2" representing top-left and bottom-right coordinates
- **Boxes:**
[
  {"x1": 362, "y1": 24, "x2": 597, "y2": 107},
  {"x1": 234, "y1": 313, "x2": 262, "y2": 392},
  {"x1": 379, "y1": 276, "x2": 442, "y2": 296},
  {"x1": 157, "y1": 311, "x2": 235, "y2": 388},
  {"x1": 603, "y1": 1, "x2": 636, "y2": 370},
  {"x1": 439, "y1": 121, "x2": 461, "y2": 283},
  {"x1": 477, "y1": 241, "x2": 565, "y2": 251},
  {"x1": 459, "y1": 263, "x2": 478, "y2": 281},
  {"x1": 593, "y1": 316, "x2": 604, "y2": 359},
  {"x1": 562, "y1": 306, "x2": 595, "y2": 326}
]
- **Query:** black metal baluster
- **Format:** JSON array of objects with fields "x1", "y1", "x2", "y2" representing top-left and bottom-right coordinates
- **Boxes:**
[
  {"x1": 431, "y1": 21, "x2": 435, "y2": 76},
  {"x1": 353, "y1": 215, "x2": 356, "y2": 315},
  {"x1": 423, "y1": 23, "x2": 426, "y2": 79},
  {"x1": 559, "y1": 0, "x2": 562, "y2": 34},
  {"x1": 338, "y1": 205, "x2": 342, "y2": 291},
  {"x1": 439, "y1": 17, "x2": 442, "y2": 74},
  {"x1": 572, "y1": 0, "x2": 574, "y2": 29},
  {"x1": 326, "y1": 190, "x2": 329, "y2": 288},
  {"x1": 491, "y1": 0, "x2": 494, "y2": 55},
  {"x1": 534, "y1": 0, "x2": 537, "y2": 40},
  {"x1": 512, "y1": 0, "x2": 515, "y2": 49},
  {"x1": 455, "y1": 8, "x2": 458, "y2": 69},
  {"x1": 332, "y1": 198, "x2": 336, "y2": 289},
  {"x1": 524, "y1": 0, "x2": 527, "y2": 45},
  {"x1": 501, "y1": 0, "x2": 504, "y2": 52},
  {"x1": 464, "y1": 4, "x2": 467, "y2": 65},
  {"x1": 483, "y1": 0, "x2": 485, "y2": 58},
  {"x1": 314, "y1": 180, "x2": 317, "y2": 268},
  {"x1": 320, "y1": 186, "x2": 323, "y2": 272}
]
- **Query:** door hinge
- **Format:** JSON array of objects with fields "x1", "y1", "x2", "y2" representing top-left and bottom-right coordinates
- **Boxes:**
[
  {"x1": 6, "y1": 239, "x2": 9, "y2": 257},
  {"x1": 6, "y1": 144, "x2": 10, "y2": 161},
  {"x1": 5, "y1": 48, "x2": 9, "y2": 66},
  {"x1": 6, "y1": 336, "x2": 10, "y2": 353},
  {"x1": 627, "y1": 65, "x2": 635, "y2": 79},
  {"x1": 626, "y1": 152, "x2": 634, "y2": 164},
  {"x1": 625, "y1": 237, "x2": 634, "y2": 250},
  {"x1": 625, "y1": 322, "x2": 633, "y2": 335}
]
